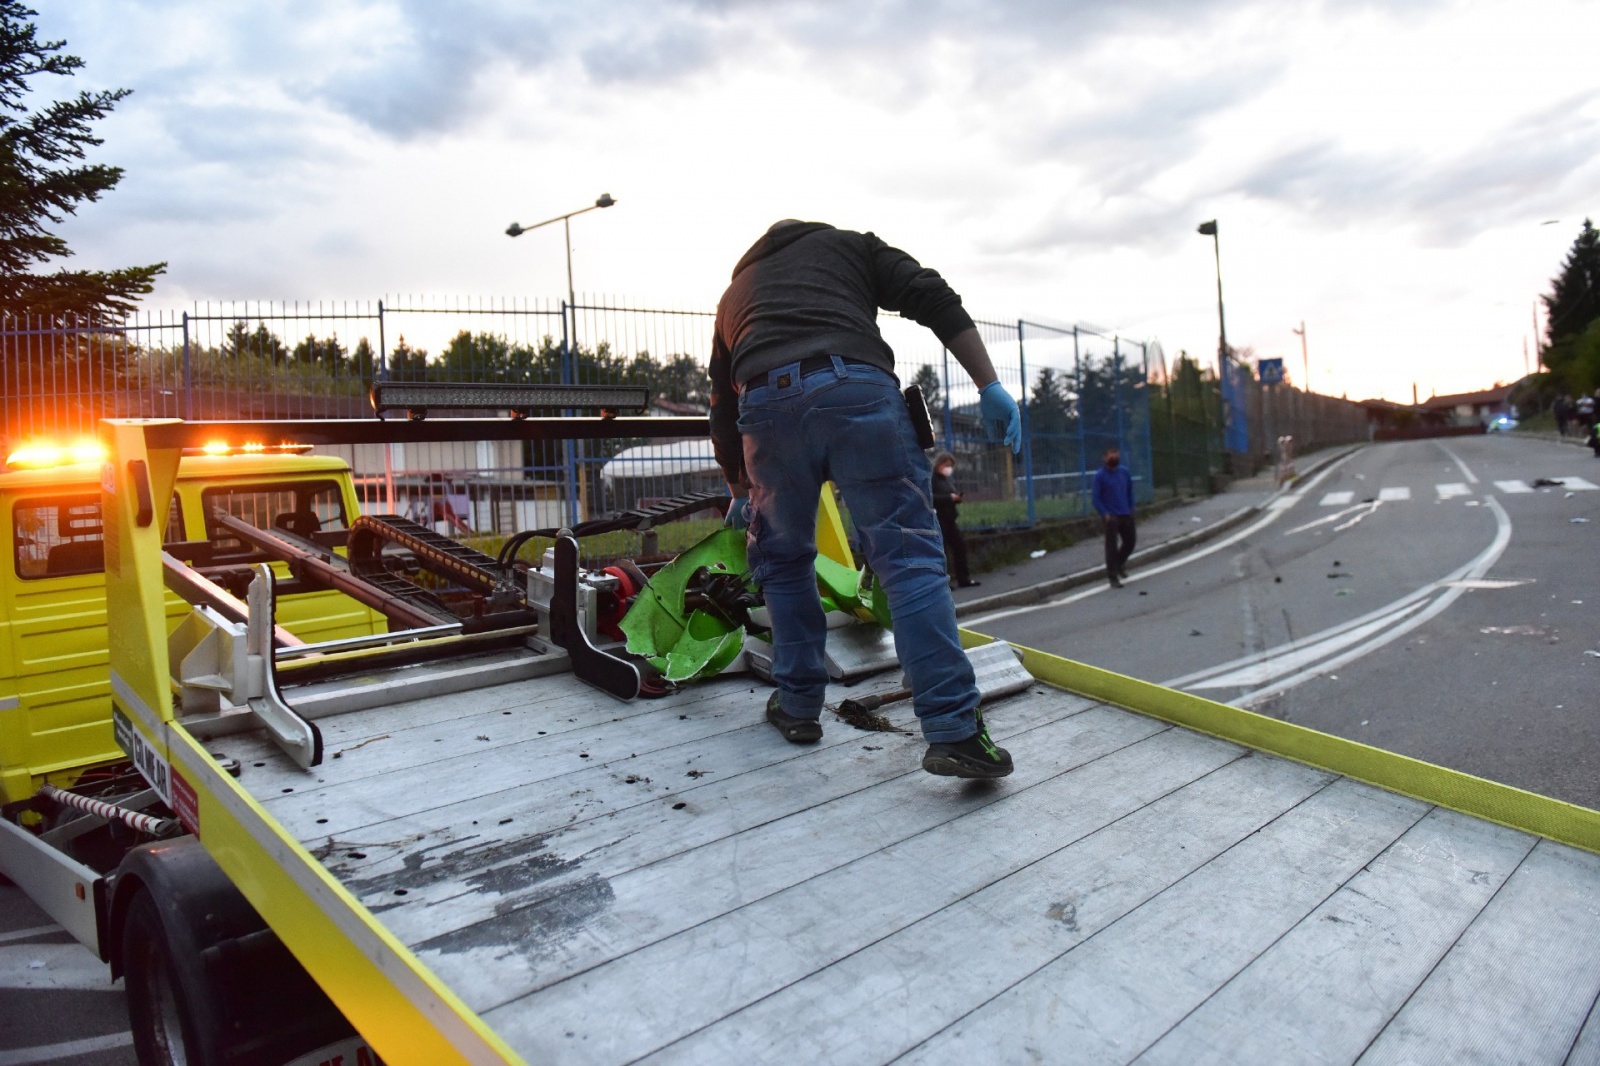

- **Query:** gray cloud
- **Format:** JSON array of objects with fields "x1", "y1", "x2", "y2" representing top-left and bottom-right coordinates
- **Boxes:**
[{"x1": 1232, "y1": 92, "x2": 1600, "y2": 244}]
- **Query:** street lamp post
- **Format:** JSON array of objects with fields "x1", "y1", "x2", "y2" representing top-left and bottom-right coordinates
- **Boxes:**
[
  {"x1": 1293, "y1": 321, "x2": 1308, "y2": 391},
  {"x1": 1196, "y1": 220, "x2": 1227, "y2": 371},
  {"x1": 1197, "y1": 219, "x2": 1235, "y2": 464},
  {"x1": 506, "y1": 193, "x2": 618, "y2": 525}
]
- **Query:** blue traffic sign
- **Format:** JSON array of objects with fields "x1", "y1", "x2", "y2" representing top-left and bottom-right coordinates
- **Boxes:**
[{"x1": 1258, "y1": 358, "x2": 1285, "y2": 385}]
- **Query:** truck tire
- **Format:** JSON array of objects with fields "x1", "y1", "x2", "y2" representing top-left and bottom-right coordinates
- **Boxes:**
[
  {"x1": 113, "y1": 840, "x2": 359, "y2": 1066},
  {"x1": 122, "y1": 886, "x2": 226, "y2": 1065}
]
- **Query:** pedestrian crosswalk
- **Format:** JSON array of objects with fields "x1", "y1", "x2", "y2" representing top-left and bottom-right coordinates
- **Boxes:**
[{"x1": 1315, "y1": 476, "x2": 1598, "y2": 505}]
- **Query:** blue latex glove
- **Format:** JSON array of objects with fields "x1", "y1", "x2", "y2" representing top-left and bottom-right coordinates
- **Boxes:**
[
  {"x1": 979, "y1": 381, "x2": 1023, "y2": 454},
  {"x1": 724, "y1": 496, "x2": 750, "y2": 529}
]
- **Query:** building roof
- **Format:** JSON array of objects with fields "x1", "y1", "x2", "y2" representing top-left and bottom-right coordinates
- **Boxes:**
[{"x1": 1420, "y1": 384, "x2": 1515, "y2": 410}]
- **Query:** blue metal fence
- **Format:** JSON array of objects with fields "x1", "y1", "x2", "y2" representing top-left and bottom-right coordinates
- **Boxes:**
[{"x1": 1, "y1": 299, "x2": 1168, "y2": 534}]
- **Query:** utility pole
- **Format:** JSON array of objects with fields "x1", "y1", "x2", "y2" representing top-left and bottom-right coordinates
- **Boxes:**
[{"x1": 1292, "y1": 321, "x2": 1308, "y2": 392}]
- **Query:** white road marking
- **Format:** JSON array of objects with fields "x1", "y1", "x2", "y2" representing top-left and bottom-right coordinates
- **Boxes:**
[
  {"x1": 1333, "y1": 501, "x2": 1382, "y2": 531},
  {"x1": 1494, "y1": 480, "x2": 1532, "y2": 494},
  {"x1": 0, "y1": 925, "x2": 61, "y2": 945},
  {"x1": 1556, "y1": 475, "x2": 1599, "y2": 490},
  {"x1": 1187, "y1": 602, "x2": 1427, "y2": 689},
  {"x1": 0, "y1": 944, "x2": 118, "y2": 991},
  {"x1": 1268, "y1": 497, "x2": 1298, "y2": 511},
  {"x1": 1284, "y1": 503, "x2": 1370, "y2": 536},
  {"x1": 1438, "y1": 441, "x2": 1479, "y2": 484},
  {"x1": 1231, "y1": 496, "x2": 1514, "y2": 707},
  {"x1": 1377, "y1": 486, "x2": 1411, "y2": 501},
  {"x1": 1320, "y1": 490, "x2": 1354, "y2": 506},
  {"x1": 0, "y1": 1033, "x2": 134, "y2": 1066},
  {"x1": 964, "y1": 451, "x2": 1360, "y2": 627},
  {"x1": 1436, "y1": 482, "x2": 1471, "y2": 498}
]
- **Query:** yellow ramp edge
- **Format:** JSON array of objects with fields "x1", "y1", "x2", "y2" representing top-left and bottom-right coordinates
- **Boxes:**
[{"x1": 962, "y1": 630, "x2": 1600, "y2": 856}]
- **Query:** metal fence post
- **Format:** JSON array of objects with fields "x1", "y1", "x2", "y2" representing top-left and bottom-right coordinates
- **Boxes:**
[
  {"x1": 1074, "y1": 327, "x2": 1087, "y2": 516},
  {"x1": 181, "y1": 311, "x2": 193, "y2": 421},
  {"x1": 562, "y1": 300, "x2": 580, "y2": 527},
  {"x1": 940, "y1": 344, "x2": 954, "y2": 450},
  {"x1": 1017, "y1": 320, "x2": 1035, "y2": 527}
]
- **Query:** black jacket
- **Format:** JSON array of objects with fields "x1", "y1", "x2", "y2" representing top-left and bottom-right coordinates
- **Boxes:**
[
  {"x1": 709, "y1": 222, "x2": 975, "y2": 484},
  {"x1": 931, "y1": 468, "x2": 960, "y2": 517}
]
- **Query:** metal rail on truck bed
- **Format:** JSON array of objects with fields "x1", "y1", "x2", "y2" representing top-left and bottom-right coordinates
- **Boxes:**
[{"x1": 96, "y1": 418, "x2": 1600, "y2": 1065}]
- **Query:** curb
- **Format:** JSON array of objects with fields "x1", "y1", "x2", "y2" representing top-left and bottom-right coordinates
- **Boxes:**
[{"x1": 954, "y1": 444, "x2": 1362, "y2": 619}]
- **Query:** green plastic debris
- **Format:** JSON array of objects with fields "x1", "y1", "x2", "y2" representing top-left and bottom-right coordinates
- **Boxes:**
[
  {"x1": 621, "y1": 528, "x2": 751, "y2": 682},
  {"x1": 619, "y1": 526, "x2": 894, "y2": 683}
]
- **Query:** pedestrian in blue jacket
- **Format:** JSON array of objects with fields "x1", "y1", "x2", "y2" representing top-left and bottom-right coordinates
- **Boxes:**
[{"x1": 1091, "y1": 446, "x2": 1135, "y2": 588}]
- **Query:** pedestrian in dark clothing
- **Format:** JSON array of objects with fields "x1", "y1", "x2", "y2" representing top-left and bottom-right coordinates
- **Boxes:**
[
  {"x1": 709, "y1": 220, "x2": 1022, "y2": 779},
  {"x1": 1555, "y1": 395, "x2": 1571, "y2": 437},
  {"x1": 1092, "y1": 446, "x2": 1135, "y2": 588},
  {"x1": 931, "y1": 451, "x2": 978, "y2": 588}
]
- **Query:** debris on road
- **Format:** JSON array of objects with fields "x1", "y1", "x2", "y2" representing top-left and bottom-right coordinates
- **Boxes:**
[
  {"x1": 1029, "y1": 549, "x2": 1047, "y2": 558},
  {"x1": 1571, "y1": 517, "x2": 1590, "y2": 523},
  {"x1": 1533, "y1": 477, "x2": 1565, "y2": 487}
]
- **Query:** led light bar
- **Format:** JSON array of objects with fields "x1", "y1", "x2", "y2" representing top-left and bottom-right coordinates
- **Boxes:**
[
  {"x1": 370, "y1": 381, "x2": 651, "y2": 421},
  {"x1": 180, "y1": 442, "x2": 316, "y2": 457},
  {"x1": 4, "y1": 439, "x2": 108, "y2": 469}
]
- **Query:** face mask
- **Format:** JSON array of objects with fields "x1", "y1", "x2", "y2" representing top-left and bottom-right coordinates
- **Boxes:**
[{"x1": 938, "y1": 466, "x2": 953, "y2": 477}]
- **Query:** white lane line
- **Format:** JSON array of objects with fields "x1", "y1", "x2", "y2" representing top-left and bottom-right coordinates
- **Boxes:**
[
  {"x1": 1494, "y1": 480, "x2": 1533, "y2": 494},
  {"x1": 0, "y1": 944, "x2": 119, "y2": 990},
  {"x1": 1231, "y1": 495, "x2": 1514, "y2": 707},
  {"x1": 1557, "y1": 475, "x2": 1599, "y2": 491},
  {"x1": 0, "y1": 924, "x2": 61, "y2": 945},
  {"x1": 1268, "y1": 497, "x2": 1298, "y2": 511},
  {"x1": 0, "y1": 1033, "x2": 134, "y2": 1066},
  {"x1": 1438, "y1": 441, "x2": 1479, "y2": 484},
  {"x1": 1284, "y1": 502, "x2": 1370, "y2": 536},
  {"x1": 1437, "y1": 482, "x2": 1471, "y2": 498},
  {"x1": 964, "y1": 451, "x2": 1360, "y2": 628},
  {"x1": 1320, "y1": 490, "x2": 1354, "y2": 506},
  {"x1": 1165, "y1": 558, "x2": 1466, "y2": 689},
  {"x1": 1187, "y1": 602, "x2": 1427, "y2": 689},
  {"x1": 1332, "y1": 501, "x2": 1382, "y2": 531},
  {"x1": 1377, "y1": 486, "x2": 1411, "y2": 501}
]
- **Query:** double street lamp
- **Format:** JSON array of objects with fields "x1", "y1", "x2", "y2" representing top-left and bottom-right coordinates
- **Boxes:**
[{"x1": 506, "y1": 192, "x2": 618, "y2": 312}]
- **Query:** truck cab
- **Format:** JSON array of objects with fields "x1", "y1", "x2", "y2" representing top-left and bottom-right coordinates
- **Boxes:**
[{"x1": 0, "y1": 439, "x2": 383, "y2": 805}]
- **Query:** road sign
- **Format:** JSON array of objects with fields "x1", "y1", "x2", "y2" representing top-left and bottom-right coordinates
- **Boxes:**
[{"x1": 1258, "y1": 358, "x2": 1285, "y2": 385}]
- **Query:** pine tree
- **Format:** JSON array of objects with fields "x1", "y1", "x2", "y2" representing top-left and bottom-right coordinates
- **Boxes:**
[
  {"x1": 0, "y1": 2, "x2": 164, "y2": 318},
  {"x1": 1544, "y1": 219, "x2": 1599, "y2": 347}
]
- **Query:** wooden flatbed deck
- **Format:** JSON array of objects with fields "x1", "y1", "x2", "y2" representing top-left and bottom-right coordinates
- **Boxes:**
[{"x1": 220, "y1": 659, "x2": 1600, "y2": 1064}]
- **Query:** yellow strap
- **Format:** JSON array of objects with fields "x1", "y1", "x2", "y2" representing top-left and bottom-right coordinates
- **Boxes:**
[{"x1": 963, "y1": 631, "x2": 1600, "y2": 855}]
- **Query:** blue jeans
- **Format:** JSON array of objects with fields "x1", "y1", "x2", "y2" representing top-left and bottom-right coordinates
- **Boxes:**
[{"x1": 738, "y1": 357, "x2": 980, "y2": 743}]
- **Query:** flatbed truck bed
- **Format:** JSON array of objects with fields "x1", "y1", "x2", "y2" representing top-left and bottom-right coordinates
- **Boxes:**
[
  {"x1": 185, "y1": 646, "x2": 1600, "y2": 1065},
  {"x1": 10, "y1": 414, "x2": 1598, "y2": 1065}
]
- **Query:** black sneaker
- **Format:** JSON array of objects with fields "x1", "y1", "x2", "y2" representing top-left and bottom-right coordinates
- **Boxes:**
[
  {"x1": 1117, "y1": 566, "x2": 1129, "y2": 579},
  {"x1": 1108, "y1": 574, "x2": 1123, "y2": 589},
  {"x1": 923, "y1": 717, "x2": 1013, "y2": 779},
  {"x1": 766, "y1": 692, "x2": 822, "y2": 743}
]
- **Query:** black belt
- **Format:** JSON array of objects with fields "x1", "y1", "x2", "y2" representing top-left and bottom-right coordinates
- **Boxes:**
[{"x1": 796, "y1": 354, "x2": 873, "y2": 375}]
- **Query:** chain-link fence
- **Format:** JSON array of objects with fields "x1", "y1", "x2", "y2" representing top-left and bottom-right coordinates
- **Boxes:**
[{"x1": 1, "y1": 303, "x2": 1369, "y2": 536}]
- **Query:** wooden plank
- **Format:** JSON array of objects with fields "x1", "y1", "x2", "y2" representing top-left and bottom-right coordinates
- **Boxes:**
[
  {"x1": 315, "y1": 689, "x2": 1110, "y2": 946},
  {"x1": 477, "y1": 727, "x2": 1248, "y2": 1064},
  {"x1": 1357, "y1": 840, "x2": 1600, "y2": 1065},
  {"x1": 379, "y1": 697, "x2": 1145, "y2": 985},
  {"x1": 754, "y1": 776, "x2": 1423, "y2": 1066},
  {"x1": 642, "y1": 754, "x2": 1350, "y2": 1066},
  {"x1": 1132, "y1": 808, "x2": 1536, "y2": 1065}
]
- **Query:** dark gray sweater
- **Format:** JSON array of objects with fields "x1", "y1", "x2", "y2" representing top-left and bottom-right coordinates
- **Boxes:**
[{"x1": 708, "y1": 222, "x2": 976, "y2": 485}]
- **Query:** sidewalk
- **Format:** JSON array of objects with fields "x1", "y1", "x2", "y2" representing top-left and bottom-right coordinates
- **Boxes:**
[{"x1": 951, "y1": 447, "x2": 1357, "y2": 618}]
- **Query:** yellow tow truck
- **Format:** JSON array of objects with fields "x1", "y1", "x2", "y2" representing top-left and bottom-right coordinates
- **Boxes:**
[{"x1": 3, "y1": 406, "x2": 1599, "y2": 1066}]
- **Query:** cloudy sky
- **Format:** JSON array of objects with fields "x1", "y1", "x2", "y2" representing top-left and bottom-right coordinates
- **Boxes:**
[{"x1": 34, "y1": 0, "x2": 1600, "y2": 401}]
